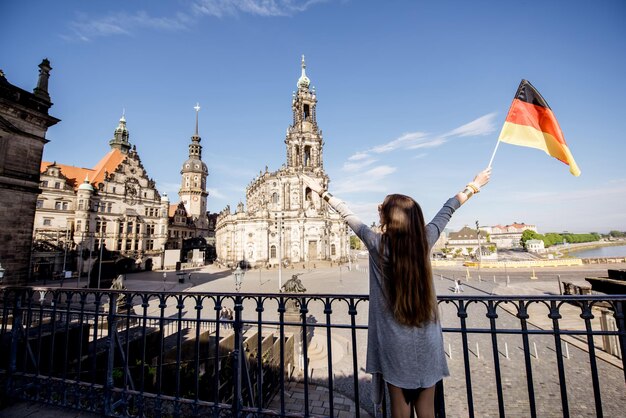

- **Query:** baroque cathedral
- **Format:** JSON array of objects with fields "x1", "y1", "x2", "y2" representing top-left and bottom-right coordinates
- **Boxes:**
[{"x1": 215, "y1": 57, "x2": 350, "y2": 267}]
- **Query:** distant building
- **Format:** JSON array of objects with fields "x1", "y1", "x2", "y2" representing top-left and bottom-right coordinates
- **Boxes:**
[
  {"x1": 215, "y1": 57, "x2": 349, "y2": 267},
  {"x1": 35, "y1": 115, "x2": 169, "y2": 275},
  {"x1": 526, "y1": 239, "x2": 545, "y2": 253},
  {"x1": 0, "y1": 60, "x2": 59, "y2": 285},
  {"x1": 446, "y1": 226, "x2": 491, "y2": 256},
  {"x1": 489, "y1": 222, "x2": 538, "y2": 249}
]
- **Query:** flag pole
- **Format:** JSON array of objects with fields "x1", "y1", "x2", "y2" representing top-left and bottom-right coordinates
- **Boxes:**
[{"x1": 487, "y1": 139, "x2": 501, "y2": 168}]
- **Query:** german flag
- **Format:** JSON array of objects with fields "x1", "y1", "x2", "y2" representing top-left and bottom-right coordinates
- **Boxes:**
[{"x1": 498, "y1": 79, "x2": 580, "y2": 176}]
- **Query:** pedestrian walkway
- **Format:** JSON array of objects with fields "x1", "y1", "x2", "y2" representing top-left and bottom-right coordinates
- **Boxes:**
[{"x1": 267, "y1": 381, "x2": 372, "y2": 417}]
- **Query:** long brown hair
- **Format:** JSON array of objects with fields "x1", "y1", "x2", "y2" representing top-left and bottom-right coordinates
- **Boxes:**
[{"x1": 379, "y1": 194, "x2": 437, "y2": 327}]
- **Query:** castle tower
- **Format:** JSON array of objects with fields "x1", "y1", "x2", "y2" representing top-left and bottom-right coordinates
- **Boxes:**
[
  {"x1": 109, "y1": 112, "x2": 131, "y2": 153},
  {"x1": 179, "y1": 103, "x2": 208, "y2": 230},
  {"x1": 285, "y1": 55, "x2": 323, "y2": 171}
]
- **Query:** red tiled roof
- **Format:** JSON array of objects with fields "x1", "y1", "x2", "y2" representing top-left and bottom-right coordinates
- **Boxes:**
[{"x1": 41, "y1": 149, "x2": 126, "y2": 191}]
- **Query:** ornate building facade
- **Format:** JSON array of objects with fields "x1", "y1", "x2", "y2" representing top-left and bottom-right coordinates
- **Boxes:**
[
  {"x1": 215, "y1": 57, "x2": 350, "y2": 267},
  {"x1": 166, "y1": 104, "x2": 212, "y2": 252},
  {"x1": 0, "y1": 60, "x2": 60, "y2": 285},
  {"x1": 34, "y1": 115, "x2": 170, "y2": 273}
]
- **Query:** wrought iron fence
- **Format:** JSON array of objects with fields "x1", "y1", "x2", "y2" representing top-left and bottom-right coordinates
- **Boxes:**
[{"x1": 0, "y1": 287, "x2": 624, "y2": 417}]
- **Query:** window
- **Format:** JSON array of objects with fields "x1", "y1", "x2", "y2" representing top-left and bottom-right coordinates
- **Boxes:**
[
  {"x1": 146, "y1": 239, "x2": 154, "y2": 250},
  {"x1": 55, "y1": 202, "x2": 62, "y2": 210},
  {"x1": 62, "y1": 202, "x2": 68, "y2": 210},
  {"x1": 146, "y1": 224, "x2": 155, "y2": 236},
  {"x1": 76, "y1": 220, "x2": 81, "y2": 231},
  {"x1": 41, "y1": 181, "x2": 48, "y2": 188},
  {"x1": 304, "y1": 145, "x2": 311, "y2": 166},
  {"x1": 331, "y1": 244, "x2": 336, "y2": 256},
  {"x1": 125, "y1": 240, "x2": 132, "y2": 251},
  {"x1": 112, "y1": 186, "x2": 116, "y2": 193},
  {"x1": 303, "y1": 104, "x2": 310, "y2": 120},
  {"x1": 119, "y1": 222, "x2": 124, "y2": 234},
  {"x1": 43, "y1": 218, "x2": 52, "y2": 226},
  {"x1": 117, "y1": 239, "x2": 122, "y2": 250},
  {"x1": 96, "y1": 220, "x2": 106, "y2": 233},
  {"x1": 78, "y1": 200, "x2": 84, "y2": 210},
  {"x1": 136, "y1": 223, "x2": 141, "y2": 234},
  {"x1": 36, "y1": 200, "x2": 43, "y2": 208},
  {"x1": 272, "y1": 192, "x2": 278, "y2": 204},
  {"x1": 107, "y1": 203, "x2": 112, "y2": 213},
  {"x1": 54, "y1": 182, "x2": 61, "y2": 189},
  {"x1": 270, "y1": 245, "x2": 277, "y2": 258},
  {"x1": 127, "y1": 223, "x2": 133, "y2": 233}
]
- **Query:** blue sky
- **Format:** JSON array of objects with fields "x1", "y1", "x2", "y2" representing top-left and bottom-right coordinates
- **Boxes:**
[{"x1": 2, "y1": 0, "x2": 625, "y2": 233}]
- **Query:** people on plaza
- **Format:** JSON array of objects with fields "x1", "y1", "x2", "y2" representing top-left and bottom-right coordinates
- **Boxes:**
[
  {"x1": 301, "y1": 167, "x2": 491, "y2": 418},
  {"x1": 453, "y1": 279, "x2": 464, "y2": 293}
]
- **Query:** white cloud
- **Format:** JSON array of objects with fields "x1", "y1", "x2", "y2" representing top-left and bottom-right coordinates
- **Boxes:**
[
  {"x1": 371, "y1": 131, "x2": 428, "y2": 153},
  {"x1": 193, "y1": 0, "x2": 328, "y2": 17},
  {"x1": 348, "y1": 152, "x2": 371, "y2": 161},
  {"x1": 64, "y1": 1, "x2": 329, "y2": 41},
  {"x1": 333, "y1": 165, "x2": 397, "y2": 194},
  {"x1": 342, "y1": 157, "x2": 376, "y2": 172},
  {"x1": 207, "y1": 188, "x2": 227, "y2": 199},
  {"x1": 65, "y1": 11, "x2": 190, "y2": 41},
  {"x1": 445, "y1": 112, "x2": 497, "y2": 137}
]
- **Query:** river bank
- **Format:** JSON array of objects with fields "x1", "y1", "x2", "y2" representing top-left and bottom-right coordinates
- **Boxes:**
[{"x1": 548, "y1": 239, "x2": 626, "y2": 256}]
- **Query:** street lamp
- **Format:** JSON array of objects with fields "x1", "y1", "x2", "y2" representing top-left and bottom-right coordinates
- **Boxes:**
[
  {"x1": 234, "y1": 265, "x2": 245, "y2": 292},
  {"x1": 475, "y1": 220, "x2": 482, "y2": 281}
]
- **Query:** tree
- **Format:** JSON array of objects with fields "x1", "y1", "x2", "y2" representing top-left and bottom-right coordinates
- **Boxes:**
[
  {"x1": 349, "y1": 235, "x2": 362, "y2": 250},
  {"x1": 520, "y1": 229, "x2": 540, "y2": 249},
  {"x1": 454, "y1": 248, "x2": 463, "y2": 258},
  {"x1": 466, "y1": 247, "x2": 474, "y2": 257}
]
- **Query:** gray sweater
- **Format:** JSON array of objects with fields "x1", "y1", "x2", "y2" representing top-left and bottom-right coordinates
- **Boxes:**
[{"x1": 327, "y1": 195, "x2": 461, "y2": 392}]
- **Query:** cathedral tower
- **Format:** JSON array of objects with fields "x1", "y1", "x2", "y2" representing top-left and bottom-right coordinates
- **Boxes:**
[
  {"x1": 179, "y1": 104, "x2": 208, "y2": 230},
  {"x1": 285, "y1": 55, "x2": 323, "y2": 171},
  {"x1": 109, "y1": 112, "x2": 131, "y2": 153}
]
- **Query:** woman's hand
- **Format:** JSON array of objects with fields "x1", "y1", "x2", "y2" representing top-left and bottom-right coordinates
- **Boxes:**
[
  {"x1": 472, "y1": 167, "x2": 492, "y2": 189},
  {"x1": 300, "y1": 174, "x2": 324, "y2": 195}
]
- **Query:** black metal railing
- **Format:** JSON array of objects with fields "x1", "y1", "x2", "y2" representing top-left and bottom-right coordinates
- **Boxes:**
[{"x1": 1, "y1": 287, "x2": 625, "y2": 417}]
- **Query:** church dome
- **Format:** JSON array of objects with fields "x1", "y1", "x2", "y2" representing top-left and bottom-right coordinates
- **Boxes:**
[
  {"x1": 78, "y1": 177, "x2": 94, "y2": 192},
  {"x1": 297, "y1": 55, "x2": 310, "y2": 89},
  {"x1": 182, "y1": 157, "x2": 208, "y2": 174}
]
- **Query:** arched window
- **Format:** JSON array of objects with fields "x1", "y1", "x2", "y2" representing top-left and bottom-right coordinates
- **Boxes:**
[
  {"x1": 270, "y1": 245, "x2": 277, "y2": 259},
  {"x1": 305, "y1": 187, "x2": 313, "y2": 203},
  {"x1": 303, "y1": 104, "x2": 310, "y2": 120},
  {"x1": 272, "y1": 192, "x2": 278, "y2": 204},
  {"x1": 194, "y1": 176, "x2": 199, "y2": 187},
  {"x1": 304, "y1": 145, "x2": 311, "y2": 166},
  {"x1": 294, "y1": 145, "x2": 300, "y2": 165},
  {"x1": 331, "y1": 244, "x2": 336, "y2": 256}
]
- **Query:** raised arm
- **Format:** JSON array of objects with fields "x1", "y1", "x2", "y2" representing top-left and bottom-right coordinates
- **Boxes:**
[
  {"x1": 300, "y1": 174, "x2": 380, "y2": 250},
  {"x1": 426, "y1": 167, "x2": 492, "y2": 246}
]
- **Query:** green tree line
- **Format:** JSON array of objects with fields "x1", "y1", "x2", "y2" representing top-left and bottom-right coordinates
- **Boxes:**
[{"x1": 520, "y1": 230, "x2": 602, "y2": 248}]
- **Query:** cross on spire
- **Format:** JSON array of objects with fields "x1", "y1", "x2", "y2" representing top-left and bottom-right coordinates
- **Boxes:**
[{"x1": 194, "y1": 102, "x2": 200, "y2": 136}]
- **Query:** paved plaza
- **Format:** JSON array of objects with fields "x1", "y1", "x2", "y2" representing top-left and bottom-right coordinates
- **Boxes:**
[{"x1": 3, "y1": 261, "x2": 625, "y2": 416}]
